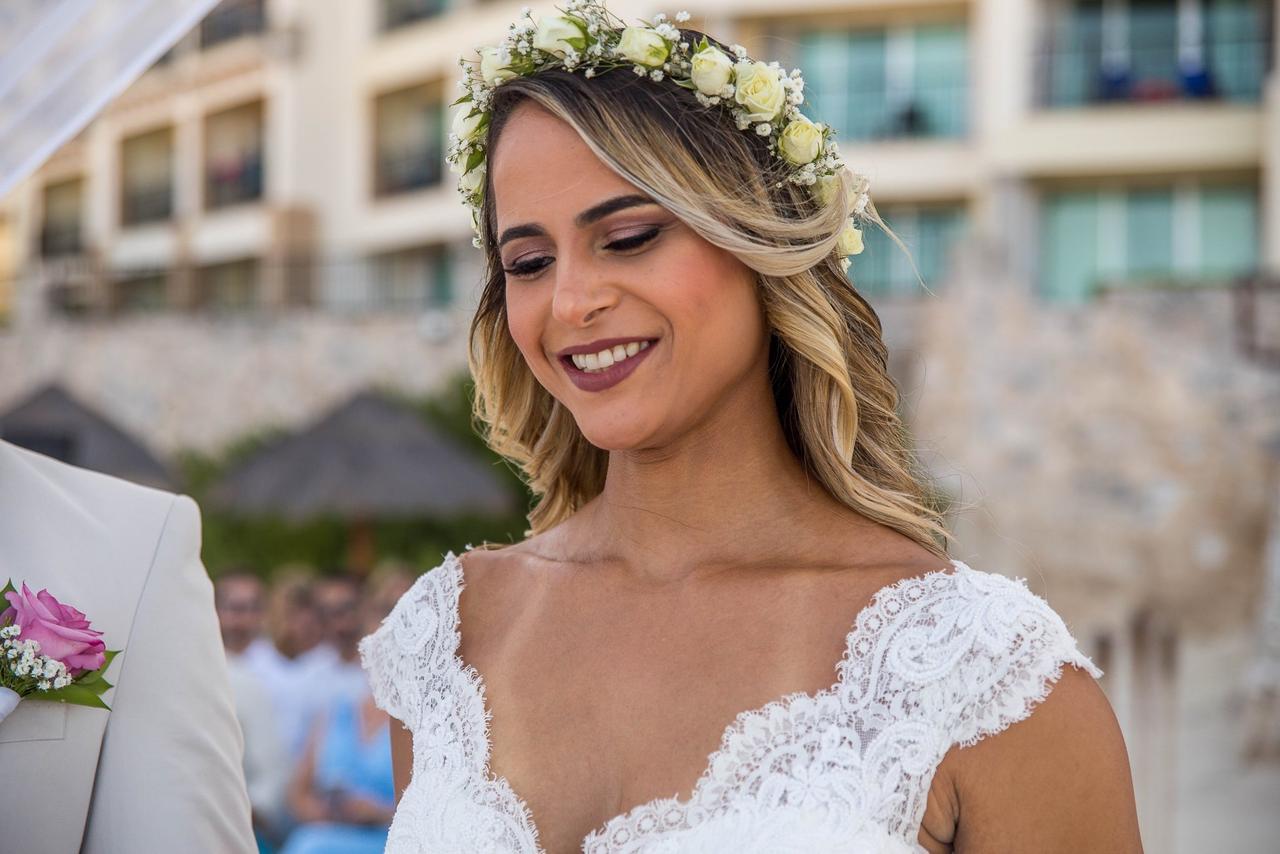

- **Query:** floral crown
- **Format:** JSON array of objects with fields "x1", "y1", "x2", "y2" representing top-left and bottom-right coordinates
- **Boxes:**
[{"x1": 448, "y1": 0, "x2": 869, "y2": 270}]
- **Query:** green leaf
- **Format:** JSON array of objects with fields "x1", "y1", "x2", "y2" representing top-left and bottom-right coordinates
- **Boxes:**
[
  {"x1": 698, "y1": 36, "x2": 710, "y2": 53},
  {"x1": 450, "y1": 92, "x2": 473, "y2": 107},
  {"x1": 0, "y1": 578, "x2": 15, "y2": 600},
  {"x1": 465, "y1": 148, "x2": 485, "y2": 173},
  {"x1": 32, "y1": 683, "x2": 111, "y2": 710}
]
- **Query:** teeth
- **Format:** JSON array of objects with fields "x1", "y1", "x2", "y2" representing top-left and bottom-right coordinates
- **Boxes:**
[{"x1": 569, "y1": 340, "x2": 652, "y2": 373}]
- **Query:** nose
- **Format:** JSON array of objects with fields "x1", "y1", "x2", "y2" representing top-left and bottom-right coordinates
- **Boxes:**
[{"x1": 549, "y1": 255, "x2": 619, "y2": 327}]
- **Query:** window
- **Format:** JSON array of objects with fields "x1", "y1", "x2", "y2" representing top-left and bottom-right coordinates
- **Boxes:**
[
  {"x1": 1041, "y1": 0, "x2": 1272, "y2": 106},
  {"x1": 373, "y1": 84, "x2": 445, "y2": 196},
  {"x1": 1039, "y1": 183, "x2": 1258, "y2": 301},
  {"x1": 381, "y1": 0, "x2": 449, "y2": 31},
  {"x1": 369, "y1": 244, "x2": 453, "y2": 310},
  {"x1": 195, "y1": 258, "x2": 260, "y2": 312},
  {"x1": 41, "y1": 178, "x2": 84, "y2": 256},
  {"x1": 799, "y1": 22, "x2": 968, "y2": 141},
  {"x1": 200, "y1": 0, "x2": 265, "y2": 49},
  {"x1": 205, "y1": 101, "x2": 265, "y2": 209},
  {"x1": 848, "y1": 205, "x2": 968, "y2": 298},
  {"x1": 120, "y1": 128, "x2": 174, "y2": 226}
]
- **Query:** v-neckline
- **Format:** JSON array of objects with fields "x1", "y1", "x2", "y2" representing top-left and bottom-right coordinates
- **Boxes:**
[{"x1": 443, "y1": 549, "x2": 964, "y2": 853}]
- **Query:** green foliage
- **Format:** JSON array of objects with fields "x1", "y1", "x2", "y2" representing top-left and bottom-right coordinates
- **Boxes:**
[{"x1": 181, "y1": 374, "x2": 532, "y2": 579}]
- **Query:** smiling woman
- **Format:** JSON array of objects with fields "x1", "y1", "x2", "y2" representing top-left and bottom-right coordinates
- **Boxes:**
[
  {"x1": 471, "y1": 57, "x2": 945, "y2": 551},
  {"x1": 358, "y1": 4, "x2": 1143, "y2": 854}
]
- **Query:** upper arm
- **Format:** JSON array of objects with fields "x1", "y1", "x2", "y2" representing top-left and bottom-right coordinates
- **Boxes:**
[
  {"x1": 391, "y1": 718, "x2": 413, "y2": 803},
  {"x1": 949, "y1": 665, "x2": 1144, "y2": 854},
  {"x1": 82, "y1": 495, "x2": 256, "y2": 853}
]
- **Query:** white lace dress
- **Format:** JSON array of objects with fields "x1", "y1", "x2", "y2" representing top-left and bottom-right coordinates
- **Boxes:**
[{"x1": 358, "y1": 551, "x2": 1101, "y2": 853}]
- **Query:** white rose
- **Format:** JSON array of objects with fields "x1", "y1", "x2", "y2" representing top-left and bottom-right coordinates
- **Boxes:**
[
  {"x1": 690, "y1": 45, "x2": 733, "y2": 95},
  {"x1": 459, "y1": 163, "x2": 485, "y2": 196},
  {"x1": 813, "y1": 173, "x2": 841, "y2": 206},
  {"x1": 532, "y1": 15, "x2": 583, "y2": 58},
  {"x1": 479, "y1": 46, "x2": 516, "y2": 85},
  {"x1": 452, "y1": 108, "x2": 483, "y2": 142},
  {"x1": 733, "y1": 60, "x2": 786, "y2": 122},
  {"x1": 778, "y1": 115, "x2": 823, "y2": 165},
  {"x1": 616, "y1": 26, "x2": 668, "y2": 67},
  {"x1": 836, "y1": 221, "x2": 864, "y2": 257}
]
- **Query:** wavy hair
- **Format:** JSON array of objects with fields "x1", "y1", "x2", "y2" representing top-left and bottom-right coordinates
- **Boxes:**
[{"x1": 467, "y1": 32, "x2": 951, "y2": 557}]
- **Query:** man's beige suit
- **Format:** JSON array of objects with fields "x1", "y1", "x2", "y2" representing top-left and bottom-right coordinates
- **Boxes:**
[{"x1": 0, "y1": 440, "x2": 255, "y2": 853}]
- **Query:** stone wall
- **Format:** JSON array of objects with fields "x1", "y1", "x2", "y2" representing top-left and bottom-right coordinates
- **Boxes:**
[{"x1": 0, "y1": 308, "x2": 473, "y2": 456}]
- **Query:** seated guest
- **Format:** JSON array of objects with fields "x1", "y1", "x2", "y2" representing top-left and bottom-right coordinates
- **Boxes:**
[
  {"x1": 215, "y1": 571, "x2": 290, "y2": 852},
  {"x1": 279, "y1": 605, "x2": 396, "y2": 854},
  {"x1": 241, "y1": 568, "x2": 335, "y2": 761},
  {"x1": 312, "y1": 574, "x2": 370, "y2": 707}
]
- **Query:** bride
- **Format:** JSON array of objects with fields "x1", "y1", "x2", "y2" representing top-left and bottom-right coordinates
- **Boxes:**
[{"x1": 360, "y1": 3, "x2": 1143, "y2": 852}]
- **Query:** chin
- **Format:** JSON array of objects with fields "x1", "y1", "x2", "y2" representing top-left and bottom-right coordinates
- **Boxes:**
[{"x1": 573, "y1": 412, "x2": 662, "y2": 452}]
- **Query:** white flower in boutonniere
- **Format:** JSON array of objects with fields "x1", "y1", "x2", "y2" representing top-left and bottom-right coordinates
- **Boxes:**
[{"x1": 0, "y1": 580, "x2": 121, "y2": 724}]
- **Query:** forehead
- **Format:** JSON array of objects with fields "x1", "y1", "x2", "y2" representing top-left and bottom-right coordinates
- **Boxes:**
[{"x1": 489, "y1": 102, "x2": 638, "y2": 227}]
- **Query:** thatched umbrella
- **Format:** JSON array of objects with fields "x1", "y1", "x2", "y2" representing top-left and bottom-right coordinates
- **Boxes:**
[
  {"x1": 0, "y1": 383, "x2": 176, "y2": 489},
  {"x1": 208, "y1": 389, "x2": 516, "y2": 570}
]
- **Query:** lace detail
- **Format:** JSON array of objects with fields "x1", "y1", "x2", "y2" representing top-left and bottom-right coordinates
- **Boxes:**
[{"x1": 359, "y1": 551, "x2": 1102, "y2": 853}]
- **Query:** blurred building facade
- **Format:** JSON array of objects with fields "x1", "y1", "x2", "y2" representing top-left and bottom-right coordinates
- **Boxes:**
[{"x1": 1, "y1": 0, "x2": 1278, "y2": 849}]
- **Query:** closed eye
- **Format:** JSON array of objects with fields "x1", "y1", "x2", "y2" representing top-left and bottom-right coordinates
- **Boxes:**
[
  {"x1": 503, "y1": 227, "x2": 662, "y2": 280},
  {"x1": 606, "y1": 227, "x2": 661, "y2": 252}
]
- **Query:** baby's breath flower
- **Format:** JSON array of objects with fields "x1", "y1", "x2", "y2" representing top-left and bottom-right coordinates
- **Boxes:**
[{"x1": 37, "y1": 679, "x2": 52, "y2": 691}]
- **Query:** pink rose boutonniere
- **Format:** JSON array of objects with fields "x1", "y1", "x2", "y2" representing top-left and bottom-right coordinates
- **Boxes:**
[{"x1": 0, "y1": 579, "x2": 121, "y2": 724}]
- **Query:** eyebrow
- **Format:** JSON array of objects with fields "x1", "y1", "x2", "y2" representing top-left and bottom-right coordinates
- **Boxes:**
[{"x1": 497, "y1": 193, "x2": 658, "y2": 248}]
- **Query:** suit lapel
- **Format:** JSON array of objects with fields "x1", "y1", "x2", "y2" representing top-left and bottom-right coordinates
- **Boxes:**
[{"x1": 0, "y1": 441, "x2": 151, "y2": 854}]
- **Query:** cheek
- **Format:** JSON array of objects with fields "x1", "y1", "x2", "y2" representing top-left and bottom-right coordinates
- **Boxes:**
[{"x1": 504, "y1": 288, "x2": 554, "y2": 379}]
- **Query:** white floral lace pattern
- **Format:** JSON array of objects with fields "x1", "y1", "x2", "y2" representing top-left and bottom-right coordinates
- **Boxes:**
[{"x1": 359, "y1": 552, "x2": 1102, "y2": 853}]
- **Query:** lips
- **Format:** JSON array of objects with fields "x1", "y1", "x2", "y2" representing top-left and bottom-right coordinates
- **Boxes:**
[{"x1": 559, "y1": 338, "x2": 658, "y2": 392}]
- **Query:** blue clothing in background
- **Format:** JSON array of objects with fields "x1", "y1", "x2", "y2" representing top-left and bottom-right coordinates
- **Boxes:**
[{"x1": 280, "y1": 693, "x2": 395, "y2": 854}]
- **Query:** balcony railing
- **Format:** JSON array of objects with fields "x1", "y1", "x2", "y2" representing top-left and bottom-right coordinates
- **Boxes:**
[
  {"x1": 375, "y1": 149, "x2": 443, "y2": 196},
  {"x1": 40, "y1": 225, "x2": 83, "y2": 257},
  {"x1": 121, "y1": 186, "x2": 173, "y2": 226},
  {"x1": 206, "y1": 152, "x2": 264, "y2": 209},
  {"x1": 381, "y1": 0, "x2": 448, "y2": 31},
  {"x1": 1037, "y1": 29, "x2": 1272, "y2": 106},
  {"x1": 200, "y1": 0, "x2": 265, "y2": 50}
]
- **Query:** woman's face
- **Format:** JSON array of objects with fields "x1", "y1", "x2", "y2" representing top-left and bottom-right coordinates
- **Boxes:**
[{"x1": 490, "y1": 102, "x2": 769, "y2": 451}]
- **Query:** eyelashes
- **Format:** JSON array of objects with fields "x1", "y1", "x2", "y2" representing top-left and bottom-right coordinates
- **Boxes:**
[{"x1": 503, "y1": 227, "x2": 662, "y2": 279}]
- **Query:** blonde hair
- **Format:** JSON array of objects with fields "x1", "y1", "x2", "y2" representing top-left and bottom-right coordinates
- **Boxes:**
[{"x1": 468, "y1": 44, "x2": 950, "y2": 557}]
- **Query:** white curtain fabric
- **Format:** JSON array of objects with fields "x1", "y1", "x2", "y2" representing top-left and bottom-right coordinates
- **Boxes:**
[{"x1": 0, "y1": 0, "x2": 222, "y2": 198}]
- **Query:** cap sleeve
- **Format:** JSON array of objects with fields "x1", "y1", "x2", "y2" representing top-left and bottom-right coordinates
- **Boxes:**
[
  {"x1": 358, "y1": 553, "x2": 460, "y2": 729},
  {"x1": 946, "y1": 570, "x2": 1103, "y2": 750}
]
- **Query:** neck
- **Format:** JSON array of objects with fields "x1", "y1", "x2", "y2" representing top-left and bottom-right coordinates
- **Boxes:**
[{"x1": 581, "y1": 365, "x2": 871, "y2": 584}]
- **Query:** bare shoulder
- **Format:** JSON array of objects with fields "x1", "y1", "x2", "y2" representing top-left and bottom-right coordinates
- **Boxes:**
[
  {"x1": 935, "y1": 664, "x2": 1143, "y2": 853},
  {"x1": 454, "y1": 531, "x2": 563, "y2": 646}
]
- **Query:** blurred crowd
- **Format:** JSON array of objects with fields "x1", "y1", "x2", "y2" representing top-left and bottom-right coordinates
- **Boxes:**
[{"x1": 214, "y1": 563, "x2": 416, "y2": 854}]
